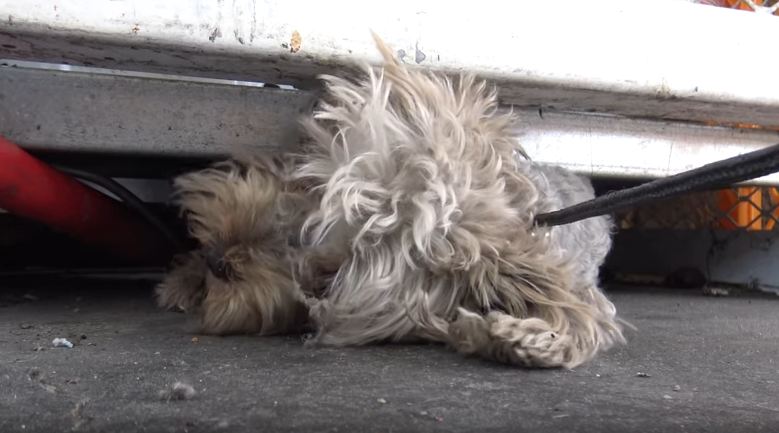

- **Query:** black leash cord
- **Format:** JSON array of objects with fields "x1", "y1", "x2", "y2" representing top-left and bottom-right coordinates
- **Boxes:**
[
  {"x1": 55, "y1": 166, "x2": 186, "y2": 250},
  {"x1": 534, "y1": 142, "x2": 779, "y2": 227}
]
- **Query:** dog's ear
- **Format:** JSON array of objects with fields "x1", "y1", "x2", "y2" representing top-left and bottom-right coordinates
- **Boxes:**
[{"x1": 173, "y1": 159, "x2": 281, "y2": 249}]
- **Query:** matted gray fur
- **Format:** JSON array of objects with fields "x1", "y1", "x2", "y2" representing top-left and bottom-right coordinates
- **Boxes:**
[{"x1": 156, "y1": 34, "x2": 625, "y2": 368}]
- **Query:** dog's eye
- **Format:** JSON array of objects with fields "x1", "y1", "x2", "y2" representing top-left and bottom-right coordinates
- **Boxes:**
[
  {"x1": 212, "y1": 260, "x2": 230, "y2": 280},
  {"x1": 205, "y1": 248, "x2": 234, "y2": 281}
]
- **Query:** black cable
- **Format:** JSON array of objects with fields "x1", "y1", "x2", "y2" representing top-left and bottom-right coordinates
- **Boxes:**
[
  {"x1": 0, "y1": 267, "x2": 165, "y2": 278},
  {"x1": 535, "y1": 143, "x2": 779, "y2": 227},
  {"x1": 55, "y1": 166, "x2": 186, "y2": 250}
]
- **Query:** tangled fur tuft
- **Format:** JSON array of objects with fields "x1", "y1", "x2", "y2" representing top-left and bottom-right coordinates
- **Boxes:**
[{"x1": 156, "y1": 34, "x2": 625, "y2": 368}]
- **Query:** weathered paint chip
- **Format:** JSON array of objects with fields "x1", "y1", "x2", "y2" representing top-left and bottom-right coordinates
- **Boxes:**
[
  {"x1": 414, "y1": 43, "x2": 426, "y2": 64},
  {"x1": 209, "y1": 27, "x2": 222, "y2": 42},
  {"x1": 290, "y1": 31, "x2": 302, "y2": 53}
]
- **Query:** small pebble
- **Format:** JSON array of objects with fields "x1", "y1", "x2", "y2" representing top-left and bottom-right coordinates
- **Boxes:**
[
  {"x1": 159, "y1": 381, "x2": 196, "y2": 401},
  {"x1": 673, "y1": 385, "x2": 681, "y2": 392},
  {"x1": 419, "y1": 411, "x2": 428, "y2": 416},
  {"x1": 27, "y1": 369, "x2": 41, "y2": 381},
  {"x1": 377, "y1": 398, "x2": 387, "y2": 404},
  {"x1": 19, "y1": 323, "x2": 33, "y2": 330},
  {"x1": 636, "y1": 372, "x2": 651, "y2": 378},
  {"x1": 52, "y1": 338, "x2": 74, "y2": 349},
  {"x1": 191, "y1": 337, "x2": 199, "y2": 343},
  {"x1": 663, "y1": 394, "x2": 673, "y2": 400},
  {"x1": 39, "y1": 382, "x2": 57, "y2": 394}
]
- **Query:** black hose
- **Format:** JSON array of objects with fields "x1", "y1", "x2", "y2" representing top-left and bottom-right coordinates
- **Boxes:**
[{"x1": 535, "y1": 143, "x2": 779, "y2": 227}]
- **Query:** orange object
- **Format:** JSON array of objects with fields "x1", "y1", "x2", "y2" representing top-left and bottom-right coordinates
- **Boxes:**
[
  {"x1": 711, "y1": 0, "x2": 778, "y2": 226},
  {"x1": 717, "y1": 187, "x2": 774, "y2": 230},
  {"x1": 724, "y1": 0, "x2": 779, "y2": 15},
  {"x1": 766, "y1": 188, "x2": 779, "y2": 230}
]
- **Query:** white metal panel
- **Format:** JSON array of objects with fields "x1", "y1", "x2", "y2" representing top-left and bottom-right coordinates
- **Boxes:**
[{"x1": 1, "y1": 0, "x2": 778, "y2": 128}]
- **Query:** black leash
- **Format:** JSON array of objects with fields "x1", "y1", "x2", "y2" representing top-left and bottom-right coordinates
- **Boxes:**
[{"x1": 534, "y1": 143, "x2": 779, "y2": 227}]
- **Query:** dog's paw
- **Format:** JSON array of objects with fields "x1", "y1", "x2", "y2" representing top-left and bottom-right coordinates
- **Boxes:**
[
  {"x1": 156, "y1": 252, "x2": 206, "y2": 313},
  {"x1": 486, "y1": 313, "x2": 572, "y2": 368}
]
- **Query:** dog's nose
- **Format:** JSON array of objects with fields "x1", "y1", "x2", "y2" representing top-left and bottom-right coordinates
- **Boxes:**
[{"x1": 205, "y1": 248, "x2": 231, "y2": 281}]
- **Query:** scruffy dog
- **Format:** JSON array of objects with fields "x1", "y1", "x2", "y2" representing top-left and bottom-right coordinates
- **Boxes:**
[{"x1": 156, "y1": 36, "x2": 625, "y2": 368}]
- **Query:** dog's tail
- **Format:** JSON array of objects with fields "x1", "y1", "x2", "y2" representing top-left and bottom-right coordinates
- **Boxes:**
[
  {"x1": 368, "y1": 31, "x2": 447, "y2": 129},
  {"x1": 370, "y1": 31, "x2": 400, "y2": 67},
  {"x1": 369, "y1": 31, "x2": 420, "y2": 94}
]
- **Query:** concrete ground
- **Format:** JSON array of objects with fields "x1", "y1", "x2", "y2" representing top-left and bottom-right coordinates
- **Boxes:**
[{"x1": 1, "y1": 280, "x2": 777, "y2": 433}]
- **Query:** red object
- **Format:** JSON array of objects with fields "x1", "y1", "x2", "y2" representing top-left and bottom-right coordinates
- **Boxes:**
[{"x1": 0, "y1": 136, "x2": 171, "y2": 264}]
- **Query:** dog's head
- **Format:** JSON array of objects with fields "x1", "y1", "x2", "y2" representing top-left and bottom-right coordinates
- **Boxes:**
[{"x1": 155, "y1": 158, "x2": 307, "y2": 335}]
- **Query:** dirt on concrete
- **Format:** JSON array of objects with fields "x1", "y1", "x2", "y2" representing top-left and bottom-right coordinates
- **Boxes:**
[{"x1": 1, "y1": 281, "x2": 778, "y2": 432}]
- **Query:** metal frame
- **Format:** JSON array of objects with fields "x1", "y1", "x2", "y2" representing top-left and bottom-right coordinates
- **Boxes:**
[
  {"x1": 2, "y1": 0, "x2": 779, "y2": 289},
  {"x1": 3, "y1": 62, "x2": 779, "y2": 184}
]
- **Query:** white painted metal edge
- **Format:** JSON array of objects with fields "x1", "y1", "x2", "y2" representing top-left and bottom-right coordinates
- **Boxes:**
[
  {"x1": 3, "y1": 64, "x2": 778, "y2": 184},
  {"x1": 1, "y1": 0, "x2": 778, "y2": 127},
  {"x1": 519, "y1": 110, "x2": 779, "y2": 183}
]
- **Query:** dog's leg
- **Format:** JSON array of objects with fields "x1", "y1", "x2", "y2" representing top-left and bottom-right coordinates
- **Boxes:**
[{"x1": 446, "y1": 251, "x2": 623, "y2": 368}]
